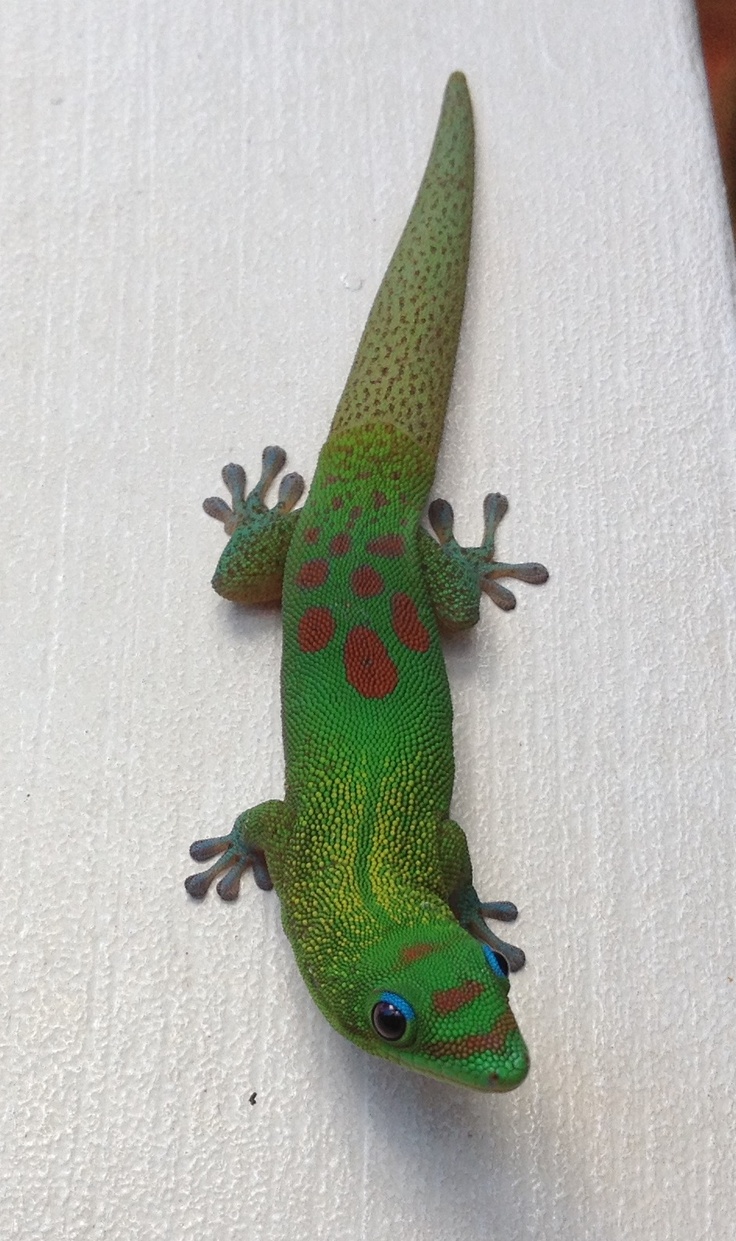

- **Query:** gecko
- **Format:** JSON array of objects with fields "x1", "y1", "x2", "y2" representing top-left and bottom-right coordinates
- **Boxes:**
[{"x1": 186, "y1": 72, "x2": 547, "y2": 1092}]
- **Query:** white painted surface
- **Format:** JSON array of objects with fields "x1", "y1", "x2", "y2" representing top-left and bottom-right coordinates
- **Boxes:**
[{"x1": 2, "y1": 2, "x2": 735, "y2": 1238}]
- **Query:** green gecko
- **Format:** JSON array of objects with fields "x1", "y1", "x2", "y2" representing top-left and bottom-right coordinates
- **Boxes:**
[{"x1": 186, "y1": 73, "x2": 547, "y2": 1091}]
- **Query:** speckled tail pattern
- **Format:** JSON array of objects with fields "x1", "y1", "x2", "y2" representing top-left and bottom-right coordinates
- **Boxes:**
[{"x1": 328, "y1": 72, "x2": 474, "y2": 465}]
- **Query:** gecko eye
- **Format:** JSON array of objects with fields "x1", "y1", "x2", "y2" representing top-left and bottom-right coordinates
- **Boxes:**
[
  {"x1": 371, "y1": 992, "x2": 416, "y2": 1042},
  {"x1": 482, "y1": 944, "x2": 510, "y2": 979}
]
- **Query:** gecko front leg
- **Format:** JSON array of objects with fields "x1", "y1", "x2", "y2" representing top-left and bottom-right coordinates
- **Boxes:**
[
  {"x1": 420, "y1": 492, "x2": 548, "y2": 629},
  {"x1": 186, "y1": 799, "x2": 293, "y2": 902},
  {"x1": 439, "y1": 818, "x2": 526, "y2": 973},
  {"x1": 204, "y1": 446, "x2": 305, "y2": 603}
]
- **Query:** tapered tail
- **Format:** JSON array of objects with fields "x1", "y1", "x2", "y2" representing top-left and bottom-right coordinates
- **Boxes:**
[{"x1": 328, "y1": 72, "x2": 474, "y2": 466}]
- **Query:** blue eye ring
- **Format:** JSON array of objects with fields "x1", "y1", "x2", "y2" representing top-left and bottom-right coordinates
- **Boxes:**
[
  {"x1": 371, "y1": 992, "x2": 416, "y2": 1043},
  {"x1": 482, "y1": 944, "x2": 510, "y2": 979}
]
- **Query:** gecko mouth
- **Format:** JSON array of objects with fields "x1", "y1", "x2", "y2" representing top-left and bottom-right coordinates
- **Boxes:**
[{"x1": 485, "y1": 1072, "x2": 521, "y2": 1093}]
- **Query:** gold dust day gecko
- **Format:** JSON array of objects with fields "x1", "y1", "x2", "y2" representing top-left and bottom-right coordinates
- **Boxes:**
[{"x1": 186, "y1": 73, "x2": 547, "y2": 1092}]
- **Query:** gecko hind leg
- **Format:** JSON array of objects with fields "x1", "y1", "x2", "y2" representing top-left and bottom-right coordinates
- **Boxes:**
[
  {"x1": 204, "y1": 447, "x2": 305, "y2": 603},
  {"x1": 477, "y1": 492, "x2": 548, "y2": 610},
  {"x1": 427, "y1": 492, "x2": 548, "y2": 615},
  {"x1": 204, "y1": 446, "x2": 304, "y2": 534}
]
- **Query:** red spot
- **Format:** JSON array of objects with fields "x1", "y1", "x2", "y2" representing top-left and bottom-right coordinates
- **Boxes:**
[
  {"x1": 399, "y1": 942, "x2": 440, "y2": 967},
  {"x1": 297, "y1": 607, "x2": 335, "y2": 653},
  {"x1": 366, "y1": 534, "x2": 405, "y2": 558},
  {"x1": 331, "y1": 496, "x2": 344, "y2": 511},
  {"x1": 433, "y1": 980, "x2": 485, "y2": 1016},
  {"x1": 344, "y1": 626, "x2": 398, "y2": 699},
  {"x1": 372, "y1": 490, "x2": 389, "y2": 509},
  {"x1": 296, "y1": 558, "x2": 329, "y2": 589},
  {"x1": 425, "y1": 1012, "x2": 518, "y2": 1060},
  {"x1": 304, "y1": 526, "x2": 320, "y2": 545},
  {"x1": 347, "y1": 506, "x2": 363, "y2": 528},
  {"x1": 391, "y1": 592, "x2": 431, "y2": 653},
  {"x1": 351, "y1": 566, "x2": 384, "y2": 598},
  {"x1": 329, "y1": 533, "x2": 351, "y2": 556}
]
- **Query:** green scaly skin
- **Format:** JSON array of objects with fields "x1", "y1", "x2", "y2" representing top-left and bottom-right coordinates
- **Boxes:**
[{"x1": 186, "y1": 74, "x2": 548, "y2": 1092}]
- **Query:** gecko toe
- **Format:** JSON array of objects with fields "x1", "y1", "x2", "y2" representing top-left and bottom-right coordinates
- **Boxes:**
[{"x1": 479, "y1": 900, "x2": 518, "y2": 922}]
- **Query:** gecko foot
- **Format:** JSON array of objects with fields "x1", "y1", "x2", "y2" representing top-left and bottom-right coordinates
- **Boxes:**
[
  {"x1": 204, "y1": 448, "x2": 305, "y2": 604},
  {"x1": 185, "y1": 818, "x2": 273, "y2": 902},
  {"x1": 479, "y1": 492, "x2": 548, "y2": 611},
  {"x1": 453, "y1": 887, "x2": 526, "y2": 972},
  {"x1": 468, "y1": 909, "x2": 526, "y2": 973},
  {"x1": 204, "y1": 445, "x2": 304, "y2": 536},
  {"x1": 428, "y1": 492, "x2": 548, "y2": 612}
]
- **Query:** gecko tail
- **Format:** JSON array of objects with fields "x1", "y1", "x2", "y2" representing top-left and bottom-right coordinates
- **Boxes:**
[{"x1": 327, "y1": 72, "x2": 474, "y2": 469}]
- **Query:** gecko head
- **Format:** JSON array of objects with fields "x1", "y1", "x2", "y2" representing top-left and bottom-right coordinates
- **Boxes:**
[{"x1": 327, "y1": 923, "x2": 529, "y2": 1092}]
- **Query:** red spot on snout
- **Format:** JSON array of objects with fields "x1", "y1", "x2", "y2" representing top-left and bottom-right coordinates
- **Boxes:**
[
  {"x1": 425, "y1": 1012, "x2": 518, "y2": 1060},
  {"x1": 432, "y1": 980, "x2": 484, "y2": 1016}
]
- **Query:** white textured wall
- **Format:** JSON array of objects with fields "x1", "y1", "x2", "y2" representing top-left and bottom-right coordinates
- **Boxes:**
[{"x1": 3, "y1": 2, "x2": 735, "y2": 1238}]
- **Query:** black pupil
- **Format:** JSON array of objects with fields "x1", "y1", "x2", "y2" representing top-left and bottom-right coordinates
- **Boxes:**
[{"x1": 372, "y1": 1001, "x2": 407, "y2": 1042}]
